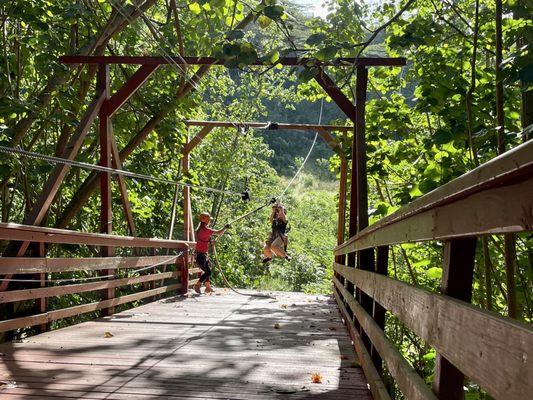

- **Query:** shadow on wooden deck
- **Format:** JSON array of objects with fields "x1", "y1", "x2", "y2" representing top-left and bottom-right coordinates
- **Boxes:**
[{"x1": 0, "y1": 291, "x2": 372, "y2": 399}]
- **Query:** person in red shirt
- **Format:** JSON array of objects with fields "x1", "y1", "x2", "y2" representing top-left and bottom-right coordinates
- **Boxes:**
[{"x1": 194, "y1": 212, "x2": 229, "y2": 294}]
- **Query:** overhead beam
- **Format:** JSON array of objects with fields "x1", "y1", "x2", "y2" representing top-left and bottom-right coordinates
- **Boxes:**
[
  {"x1": 184, "y1": 120, "x2": 353, "y2": 132},
  {"x1": 59, "y1": 55, "x2": 406, "y2": 67}
]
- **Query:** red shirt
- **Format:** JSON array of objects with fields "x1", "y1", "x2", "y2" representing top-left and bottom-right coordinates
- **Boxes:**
[{"x1": 196, "y1": 226, "x2": 215, "y2": 253}]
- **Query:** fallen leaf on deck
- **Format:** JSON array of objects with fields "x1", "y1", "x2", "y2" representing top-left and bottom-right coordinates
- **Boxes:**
[
  {"x1": 311, "y1": 373, "x2": 322, "y2": 383},
  {"x1": 280, "y1": 304, "x2": 288, "y2": 309},
  {"x1": 103, "y1": 332, "x2": 114, "y2": 338},
  {"x1": 328, "y1": 327, "x2": 337, "y2": 331},
  {"x1": 274, "y1": 323, "x2": 280, "y2": 329},
  {"x1": 340, "y1": 355, "x2": 349, "y2": 360}
]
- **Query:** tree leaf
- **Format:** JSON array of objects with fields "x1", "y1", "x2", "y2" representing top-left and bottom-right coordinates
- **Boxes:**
[
  {"x1": 188, "y1": 2, "x2": 202, "y2": 14},
  {"x1": 298, "y1": 68, "x2": 319, "y2": 83},
  {"x1": 306, "y1": 33, "x2": 326, "y2": 45},
  {"x1": 263, "y1": 5, "x2": 284, "y2": 19},
  {"x1": 257, "y1": 15, "x2": 272, "y2": 29},
  {"x1": 427, "y1": 267, "x2": 442, "y2": 279}
]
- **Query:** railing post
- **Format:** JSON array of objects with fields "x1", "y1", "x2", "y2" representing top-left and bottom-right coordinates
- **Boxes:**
[
  {"x1": 432, "y1": 238, "x2": 477, "y2": 399},
  {"x1": 179, "y1": 250, "x2": 189, "y2": 295},
  {"x1": 354, "y1": 65, "x2": 375, "y2": 351},
  {"x1": 98, "y1": 63, "x2": 115, "y2": 316},
  {"x1": 335, "y1": 156, "x2": 347, "y2": 271},
  {"x1": 33, "y1": 242, "x2": 48, "y2": 333},
  {"x1": 371, "y1": 245, "x2": 388, "y2": 372},
  {"x1": 182, "y1": 145, "x2": 191, "y2": 242}
]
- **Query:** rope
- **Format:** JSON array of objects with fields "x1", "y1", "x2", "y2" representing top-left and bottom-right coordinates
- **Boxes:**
[
  {"x1": 0, "y1": 252, "x2": 182, "y2": 284},
  {"x1": 211, "y1": 239, "x2": 273, "y2": 298},
  {"x1": 0, "y1": 145, "x2": 243, "y2": 197}
]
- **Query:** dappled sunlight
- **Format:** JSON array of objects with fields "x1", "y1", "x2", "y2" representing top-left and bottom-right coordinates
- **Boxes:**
[{"x1": 0, "y1": 291, "x2": 371, "y2": 399}]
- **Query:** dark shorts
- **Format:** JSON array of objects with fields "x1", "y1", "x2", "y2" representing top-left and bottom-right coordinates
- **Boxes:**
[{"x1": 195, "y1": 252, "x2": 211, "y2": 283}]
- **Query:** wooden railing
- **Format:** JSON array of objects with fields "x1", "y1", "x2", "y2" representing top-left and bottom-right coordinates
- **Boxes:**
[
  {"x1": 333, "y1": 140, "x2": 533, "y2": 400},
  {"x1": 0, "y1": 222, "x2": 195, "y2": 335}
]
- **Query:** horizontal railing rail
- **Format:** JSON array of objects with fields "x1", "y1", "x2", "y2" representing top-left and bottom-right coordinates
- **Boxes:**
[
  {"x1": 333, "y1": 140, "x2": 533, "y2": 400},
  {"x1": 333, "y1": 265, "x2": 533, "y2": 399},
  {"x1": 0, "y1": 222, "x2": 194, "y2": 248},
  {"x1": 0, "y1": 223, "x2": 194, "y2": 335},
  {"x1": 335, "y1": 140, "x2": 533, "y2": 255}
]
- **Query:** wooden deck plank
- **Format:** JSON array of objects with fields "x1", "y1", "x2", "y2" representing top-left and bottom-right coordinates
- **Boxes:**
[{"x1": 0, "y1": 290, "x2": 373, "y2": 399}]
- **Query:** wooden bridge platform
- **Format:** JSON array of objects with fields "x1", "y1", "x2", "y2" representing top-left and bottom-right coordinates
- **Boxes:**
[{"x1": 0, "y1": 290, "x2": 372, "y2": 399}]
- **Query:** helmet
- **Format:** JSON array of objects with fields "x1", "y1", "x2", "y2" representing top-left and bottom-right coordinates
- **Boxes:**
[{"x1": 199, "y1": 212, "x2": 211, "y2": 224}]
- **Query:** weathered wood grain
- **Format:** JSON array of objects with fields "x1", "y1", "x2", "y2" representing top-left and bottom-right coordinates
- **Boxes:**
[
  {"x1": 335, "y1": 140, "x2": 533, "y2": 254},
  {"x1": 334, "y1": 263, "x2": 533, "y2": 399},
  {"x1": 334, "y1": 287, "x2": 391, "y2": 400},
  {"x1": 0, "y1": 284, "x2": 180, "y2": 332},
  {"x1": 0, "y1": 291, "x2": 372, "y2": 399},
  {"x1": 0, "y1": 222, "x2": 193, "y2": 249},
  {"x1": 0, "y1": 256, "x2": 179, "y2": 274},
  {"x1": 334, "y1": 276, "x2": 436, "y2": 400},
  {"x1": 335, "y1": 175, "x2": 533, "y2": 254},
  {"x1": 0, "y1": 271, "x2": 179, "y2": 303}
]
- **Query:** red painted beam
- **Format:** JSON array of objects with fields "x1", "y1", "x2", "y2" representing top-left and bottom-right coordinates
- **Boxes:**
[
  {"x1": 105, "y1": 64, "x2": 159, "y2": 117},
  {"x1": 59, "y1": 55, "x2": 406, "y2": 67},
  {"x1": 314, "y1": 70, "x2": 356, "y2": 123}
]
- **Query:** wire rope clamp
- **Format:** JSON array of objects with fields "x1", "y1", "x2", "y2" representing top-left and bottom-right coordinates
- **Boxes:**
[{"x1": 241, "y1": 190, "x2": 250, "y2": 202}]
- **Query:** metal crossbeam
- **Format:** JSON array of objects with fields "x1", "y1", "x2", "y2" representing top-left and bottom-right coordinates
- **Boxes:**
[{"x1": 59, "y1": 55, "x2": 406, "y2": 67}]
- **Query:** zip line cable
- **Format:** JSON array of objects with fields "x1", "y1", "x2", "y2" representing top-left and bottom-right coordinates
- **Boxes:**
[
  {"x1": 0, "y1": 145, "x2": 243, "y2": 197},
  {"x1": 277, "y1": 98, "x2": 323, "y2": 200},
  {"x1": 209, "y1": 100, "x2": 325, "y2": 298},
  {"x1": 110, "y1": 0, "x2": 200, "y2": 92},
  {"x1": 0, "y1": 252, "x2": 183, "y2": 284},
  {"x1": 221, "y1": 98, "x2": 325, "y2": 227}
]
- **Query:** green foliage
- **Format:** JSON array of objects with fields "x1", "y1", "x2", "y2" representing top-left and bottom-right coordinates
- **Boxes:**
[{"x1": 1, "y1": 1, "x2": 531, "y2": 398}]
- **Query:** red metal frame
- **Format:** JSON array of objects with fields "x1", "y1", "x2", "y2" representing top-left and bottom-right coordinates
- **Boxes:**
[
  {"x1": 98, "y1": 64, "x2": 115, "y2": 316},
  {"x1": 105, "y1": 64, "x2": 160, "y2": 117}
]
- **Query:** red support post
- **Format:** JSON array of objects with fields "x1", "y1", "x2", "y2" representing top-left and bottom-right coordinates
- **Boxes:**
[
  {"x1": 336, "y1": 157, "x2": 348, "y2": 265},
  {"x1": 104, "y1": 64, "x2": 160, "y2": 117},
  {"x1": 98, "y1": 64, "x2": 115, "y2": 316},
  {"x1": 432, "y1": 238, "x2": 477, "y2": 399},
  {"x1": 182, "y1": 148, "x2": 190, "y2": 242},
  {"x1": 346, "y1": 86, "x2": 359, "y2": 327},
  {"x1": 179, "y1": 252, "x2": 189, "y2": 295},
  {"x1": 353, "y1": 65, "x2": 374, "y2": 350}
]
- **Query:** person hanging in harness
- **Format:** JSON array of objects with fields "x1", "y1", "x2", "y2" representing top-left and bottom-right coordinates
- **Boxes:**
[
  {"x1": 194, "y1": 212, "x2": 229, "y2": 294},
  {"x1": 262, "y1": 203, "x2": 291, "y2": 264}
]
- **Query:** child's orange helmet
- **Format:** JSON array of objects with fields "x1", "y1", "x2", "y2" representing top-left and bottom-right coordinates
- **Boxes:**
[{"x1": 199, "y1": 212, "x2": 211, "y2": 224}]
